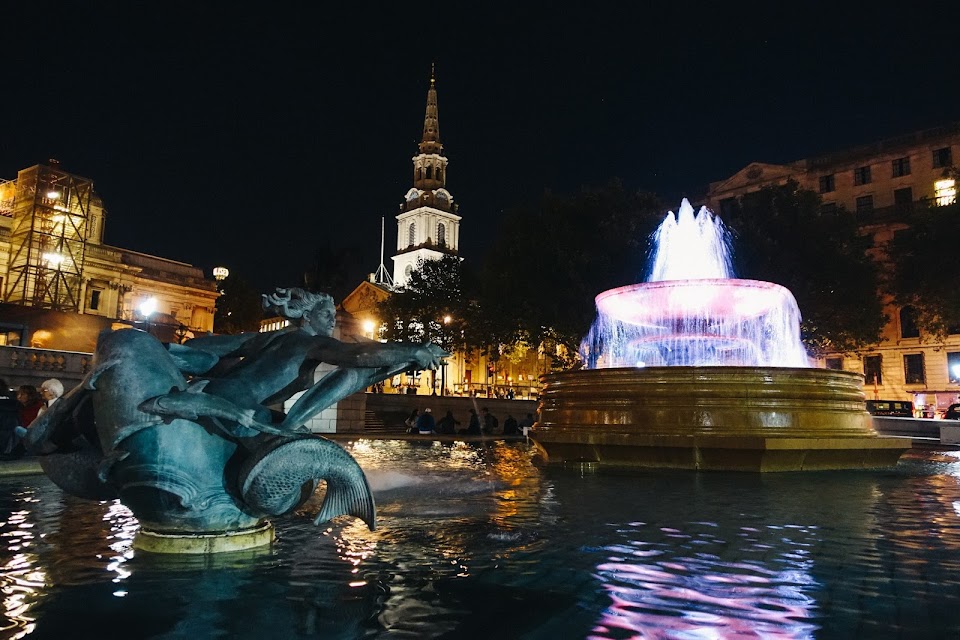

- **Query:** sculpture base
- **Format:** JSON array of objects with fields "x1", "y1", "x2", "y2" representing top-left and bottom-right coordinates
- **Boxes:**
[
  {"x1": 534, "y1": 366, "x2": 912, "y2": 472},
  {"x1": 134, "y1": 522, "x2": 275, "y2": 554}
]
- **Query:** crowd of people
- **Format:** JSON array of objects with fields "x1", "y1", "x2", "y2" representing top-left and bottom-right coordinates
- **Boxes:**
[
  {"x1": 0, "y1": 378, "x2": 63, "y2": 460},
  {"x1": 404, "y1": 405, "x2": 535, "y2": 437}
]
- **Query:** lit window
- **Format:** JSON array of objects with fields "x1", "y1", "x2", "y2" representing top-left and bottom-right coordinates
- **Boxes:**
[
  {"x1": 948, "y1": 352, "x2": 960, "y2": 384},
  {"x1": 935, "y1": 178, "x2": 956, "y2": 206}
]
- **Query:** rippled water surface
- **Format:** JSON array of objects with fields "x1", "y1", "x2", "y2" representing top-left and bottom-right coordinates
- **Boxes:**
[{"x1": 2, "y1": 441, "x2": 960, "y2": 639}]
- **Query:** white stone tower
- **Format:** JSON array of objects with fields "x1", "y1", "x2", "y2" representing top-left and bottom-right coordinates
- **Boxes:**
[{"x1": 391, "y1": 66, "x2": 461, "y2": 288}]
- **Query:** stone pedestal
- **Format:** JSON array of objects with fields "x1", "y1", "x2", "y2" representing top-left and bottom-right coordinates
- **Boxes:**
[{"x1": 134, "y1": 522, "x2": 275, "y2": 554}]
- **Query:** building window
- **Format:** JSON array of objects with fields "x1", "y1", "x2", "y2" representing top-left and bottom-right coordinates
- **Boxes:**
[
  {"x1": 425, "y1": 166, "x2": 433, "y2": 180},
  {"x1": 894, "y1": 187, "x2": 913, "y2": 213},
  {"x1": 899, "y1": 306, "x2": 920, "y2": 339},
  {"x1": 825, "y1": 356, "x2": 843, "y2": 370},
  {"x1": 820, "y1": 202, "x2": 838, "y2": 215},
  {"x1": 404, "y1": 264, "x2": 413, "y2": 279},
  {"x1": 819, "y1": 174, "x2": 835, "y2": 193},
  {"x1": 904, "y1": 353, "x2": 925, "y2": 385},
  {"x1": 90, "y1": 289, "x2": 101, "y2": 311},
  {"x1": 891, "y1": 156, "x2": 911, "y2": 178},
  {"x1": 416, "y1": 168, "x2": 422, "y2": 181},
  {"x1": 933, "y1": 147, "x2": 953, "y2": 169},
  {"x1": 935, "y1": 178, "x2": 957, "y2": 206},
  {"x1": 864, "y1": 355, "x2": 882, "y2": 386},
  {"x1": 948, "y1": 352, "x2": 960, "y2": 384},
  {"x1": 854, "y1": 165, "x2": 872, "y2": 186},
  {"x1": 437, "y1": 167, "x2": 443, "y2": 182},
  {"x1": 855, "y1": 195, "x2": 874, "y2": 214},
  {"x1": 437, "y1": 222, "x2": 446, "y2": 247},
  {"x1": 408, "y1": 223, "x2": 416, "y2": 246}
]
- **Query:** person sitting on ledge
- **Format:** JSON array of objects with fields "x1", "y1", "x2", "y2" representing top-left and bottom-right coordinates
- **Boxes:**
[
  {"x1": 416, "y1": 407, "x2": 435, "y2": 434},
  {"x1": 437, "y1": 410, "x2": 459, "y2": 435}
]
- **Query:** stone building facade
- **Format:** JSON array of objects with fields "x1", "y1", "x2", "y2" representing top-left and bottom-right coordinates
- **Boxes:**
[
  {"x1": 0, "y1": 162, "x2": 219, "y2": 353},
  {"x1": 706, "y1": 122, "x2": 959, "y2": 415}
]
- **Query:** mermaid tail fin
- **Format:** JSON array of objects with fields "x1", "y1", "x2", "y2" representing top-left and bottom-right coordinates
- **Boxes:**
[{"x1": 238, "y1": 435, "x2": 376, "y2": 531}]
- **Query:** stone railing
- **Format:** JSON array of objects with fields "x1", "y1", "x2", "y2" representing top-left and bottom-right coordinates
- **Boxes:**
[{"x1": 0, "y1": 345, "x2": 92, "y2": 389}]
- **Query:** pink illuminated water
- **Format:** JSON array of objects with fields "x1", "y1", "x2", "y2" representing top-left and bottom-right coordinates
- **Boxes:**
[{"x1": 581, "y1": 199, "x2": 809, "y2": 368}]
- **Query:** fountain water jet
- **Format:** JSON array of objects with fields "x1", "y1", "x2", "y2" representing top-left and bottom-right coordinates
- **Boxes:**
[{"x1": 533, "y1": 199, "x2": 909, "y2": 471}]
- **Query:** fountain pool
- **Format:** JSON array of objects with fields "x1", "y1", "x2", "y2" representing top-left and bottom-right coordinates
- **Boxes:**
[{"x1": 2, "y1": 439, "x2": 960, "y2": 638}]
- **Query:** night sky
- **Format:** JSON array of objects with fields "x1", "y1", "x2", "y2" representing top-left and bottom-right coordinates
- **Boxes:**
[{"x1": 3, "y1": 4, "x2": 958, "y2": 294}]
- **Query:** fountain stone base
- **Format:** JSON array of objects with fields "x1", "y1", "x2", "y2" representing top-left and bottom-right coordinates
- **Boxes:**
[
  {"x1": 134, "y1": 522, "x2": 275, "y2": 554},
  {"x1": 533, "y1": 367, "x2": 910, "y2": 472}
]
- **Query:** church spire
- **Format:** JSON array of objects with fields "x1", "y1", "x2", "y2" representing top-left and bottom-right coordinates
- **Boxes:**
[{"x1": 418, "y1": 64, "x2": 442, "y2": 155}]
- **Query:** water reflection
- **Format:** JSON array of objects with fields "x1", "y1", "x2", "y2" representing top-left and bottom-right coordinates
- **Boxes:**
[{"x1": 0, "y1": 443, "x2": 959, "y2": 638}]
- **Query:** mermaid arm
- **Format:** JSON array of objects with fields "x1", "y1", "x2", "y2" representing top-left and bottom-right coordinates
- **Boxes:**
[{"x1": 307, "y1": 337, "x2": 448, "y2": 370}]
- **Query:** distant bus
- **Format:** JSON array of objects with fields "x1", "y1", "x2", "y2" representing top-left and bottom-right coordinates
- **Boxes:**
[{"x1": 865, "y1": 400, "x2": 913, "y2": 417}]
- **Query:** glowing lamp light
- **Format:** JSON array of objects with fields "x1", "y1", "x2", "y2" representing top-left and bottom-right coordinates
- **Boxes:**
[
  {"x1": 443, "y1": 315, "x2": 452, "y2": 324},
  {"x1": 362, "y1": 320, "x2": 376, "y2": 335},
  {"x1": 212, "y1": 266, "x2": 230, "y2": 282},
  {"x1": 42, "y1": 252, "x2": 65, "y2": 266},
  {"x1": 139, "y1": 297, "x2": 158, "y2": 318},
  {"x1": 46, "y1": 190, "x2": 61, "y2": 200}
]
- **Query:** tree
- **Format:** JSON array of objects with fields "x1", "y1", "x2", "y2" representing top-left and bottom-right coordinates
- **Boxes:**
[
  {"x1": 480, "y1": 180, "x2": 665, "y2": 367},
  {"x1": 214, "y1": 274, "x2": 264, "y2": 334},
  {"x1": 888, "y1": 197, "x2": 960, "y2": 341},
  {"x1": 377, "y1": 254, "x2": 475, "y2": 354},
  {"x1": 724, "y1": 181, "x2": 886, "y2": 356}
]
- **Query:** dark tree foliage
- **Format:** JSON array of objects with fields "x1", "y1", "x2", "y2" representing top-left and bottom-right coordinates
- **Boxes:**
[
  {"x1": 888, "y1": 197, "x2": 960, "y2": 341},
  {"x1": 214, "y1": 274, "x2": 264, "y2": 334},
  {"x1": 724, "y1": 181, "x2": 886, "y2": 356},
  {"x1": 479, "y1": 181, "x2": 665, "y2": 364},
  {"x1": 377, "y1": 254, "x2": 478, "y2": 355}
]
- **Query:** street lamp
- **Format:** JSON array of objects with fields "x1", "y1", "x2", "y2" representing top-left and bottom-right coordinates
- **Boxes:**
[
  {"x1": 140, "y1": 297, "x2": 158, "y2": 335},
  {"x1": 440, "y1": 315, "x2": 453, "y2": 396}
]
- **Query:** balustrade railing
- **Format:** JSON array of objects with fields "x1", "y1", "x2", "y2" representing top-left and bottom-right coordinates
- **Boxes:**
[{"x1": 0, "y1": 345, "x2": 92, "y2": 387}]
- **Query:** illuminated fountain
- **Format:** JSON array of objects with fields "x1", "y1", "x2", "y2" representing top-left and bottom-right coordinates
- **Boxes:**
[{"x1": 534, "y1": 199, "x2": 909, "y2": 471}]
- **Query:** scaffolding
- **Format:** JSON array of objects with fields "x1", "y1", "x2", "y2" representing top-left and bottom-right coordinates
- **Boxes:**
[{"x1": 5, "y1": 164, "x2": 89, "y2": 312}]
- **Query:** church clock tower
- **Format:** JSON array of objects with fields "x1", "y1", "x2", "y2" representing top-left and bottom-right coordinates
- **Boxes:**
[{"x1": 391, "y1": 67, "x2": 461, "y2": 288}]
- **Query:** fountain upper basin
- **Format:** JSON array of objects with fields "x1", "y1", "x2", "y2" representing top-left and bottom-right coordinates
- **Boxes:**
[{"x1": 596, "y1": 279, "x2": 797, "y2": 325}]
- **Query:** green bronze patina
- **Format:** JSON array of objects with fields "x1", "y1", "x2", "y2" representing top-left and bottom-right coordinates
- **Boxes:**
[{"x1": 24, "y1": 287, "x2": 447, "y2": 550}]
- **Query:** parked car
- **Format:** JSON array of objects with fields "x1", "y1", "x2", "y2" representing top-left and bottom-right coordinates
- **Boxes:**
[
  {"x1": 945, "y1": 404, "x2": 960, "y2": 420},
  {"x1": 865, "y1": 400, "x2": 913, "y2": 417}
]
